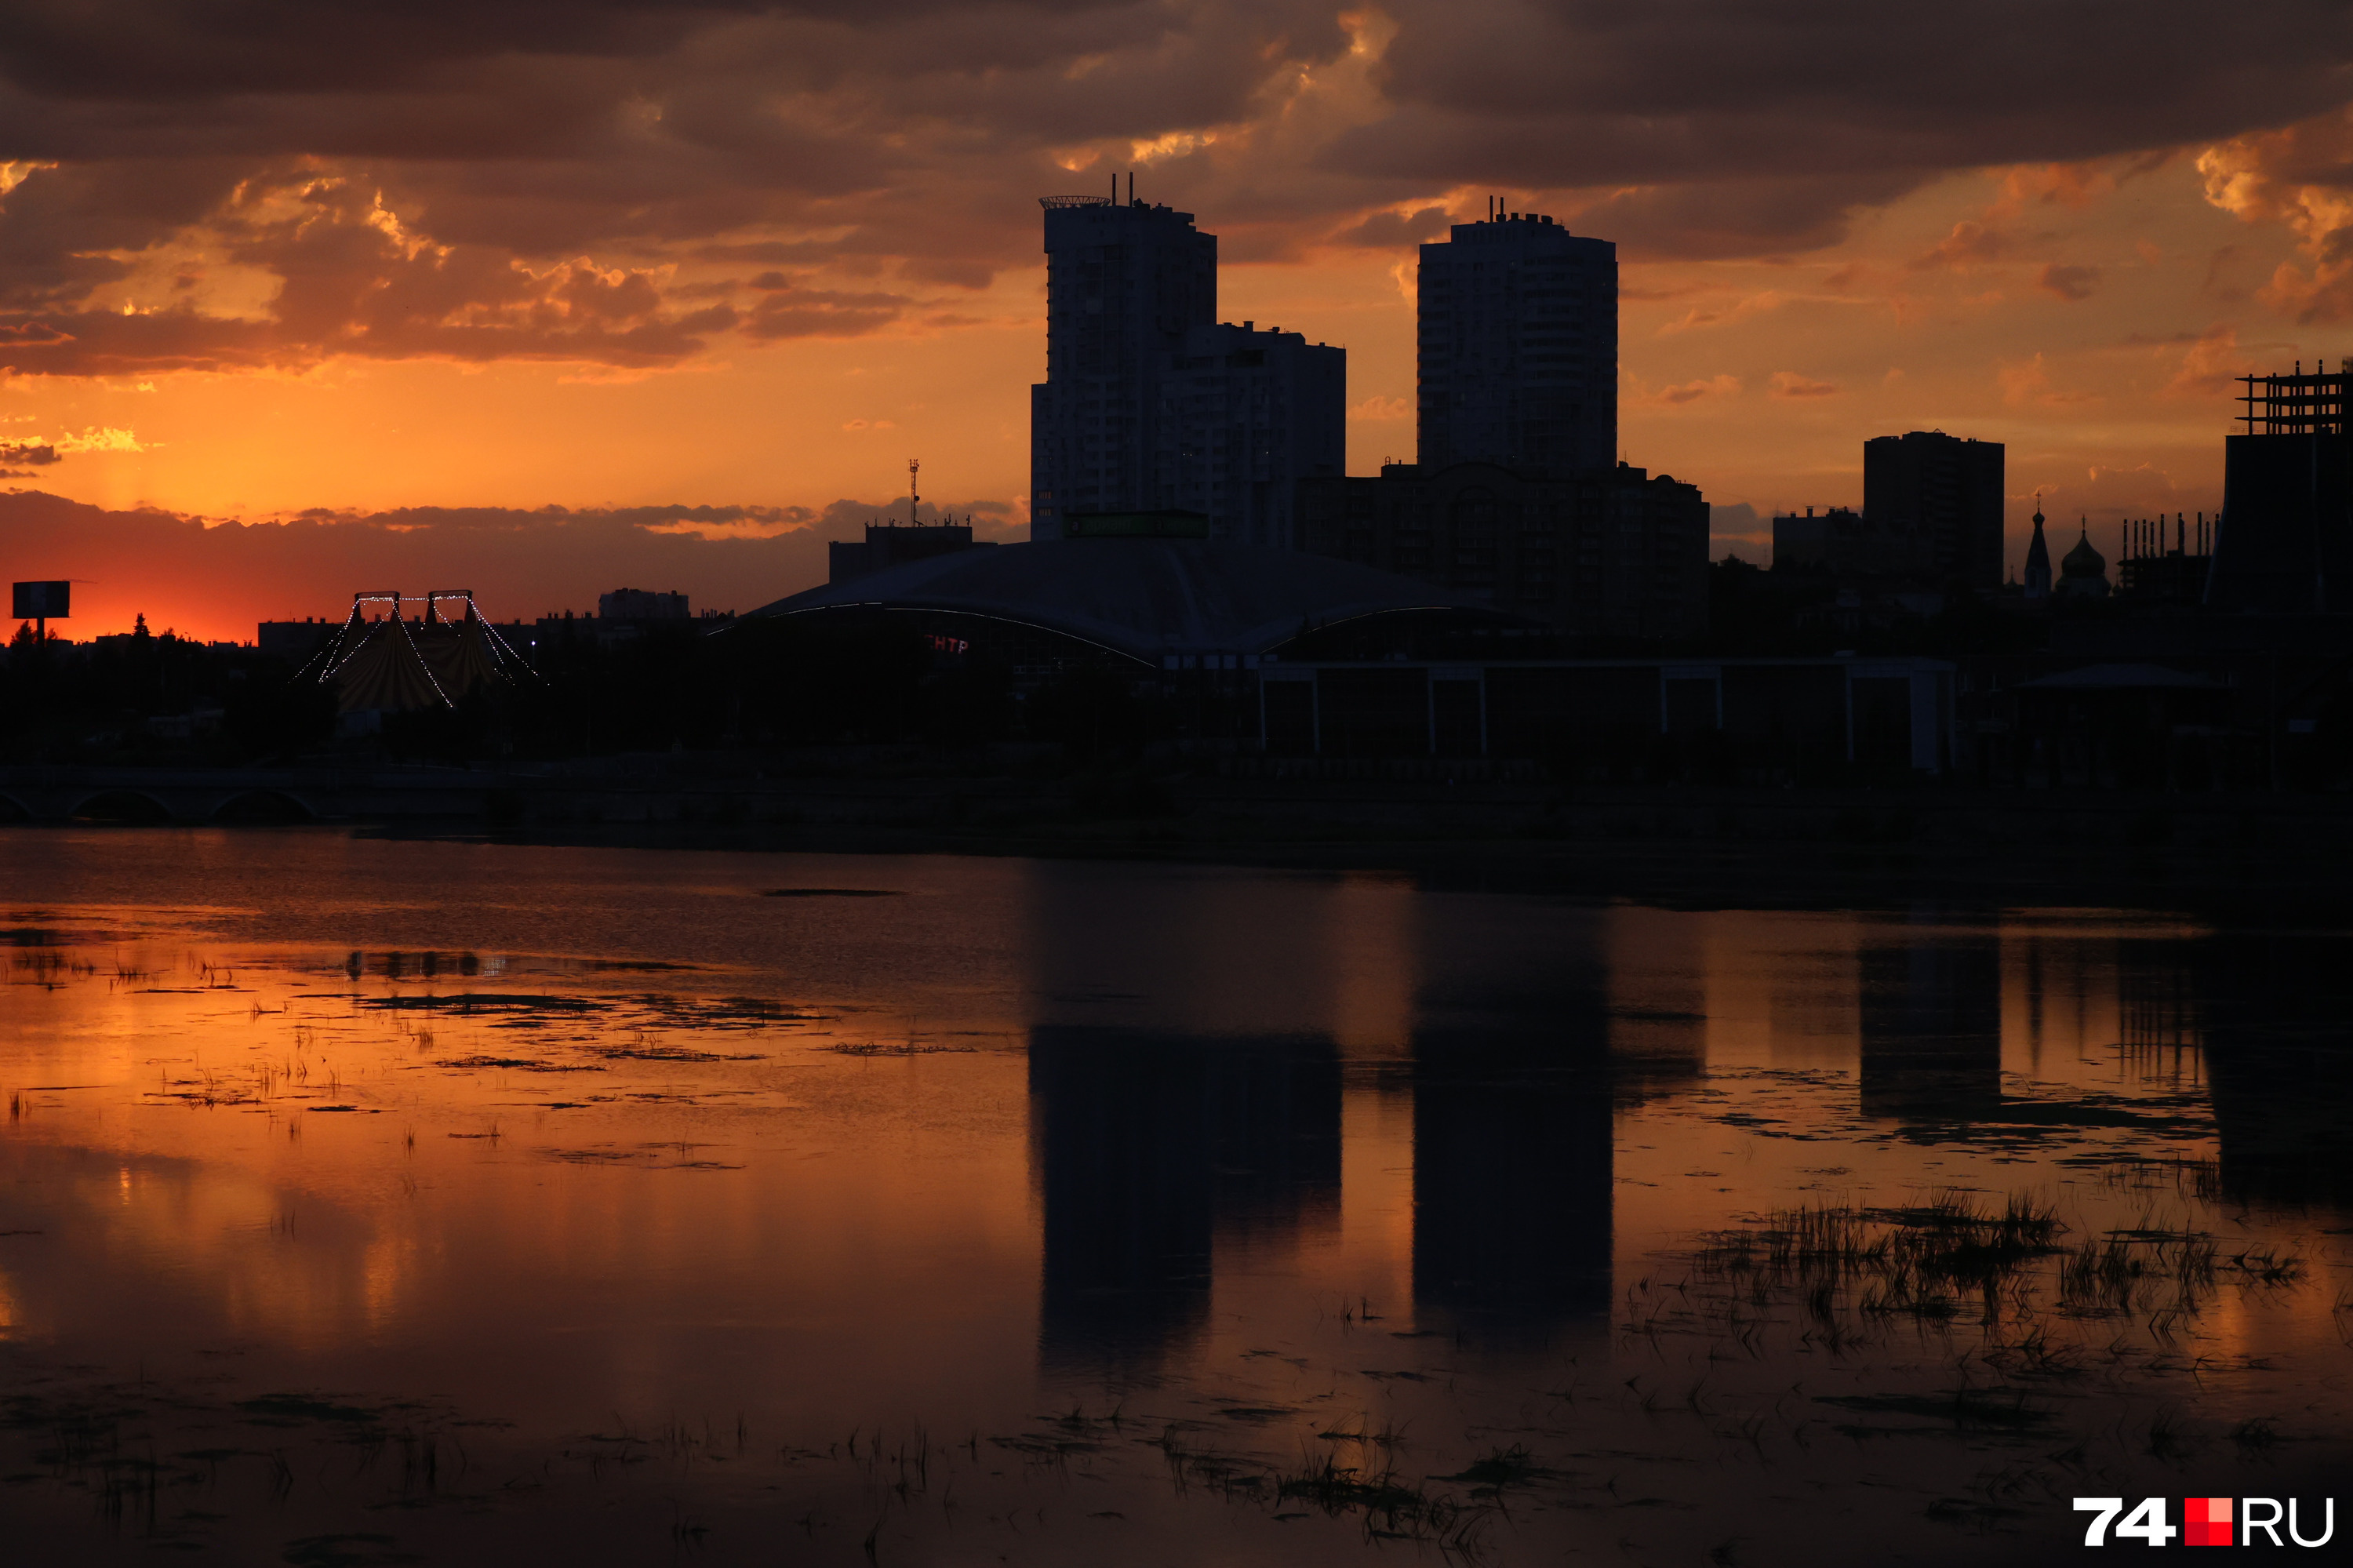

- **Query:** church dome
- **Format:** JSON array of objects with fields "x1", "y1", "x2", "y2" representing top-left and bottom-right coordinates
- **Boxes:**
[
  {"x1": 2060, "y1": 527, "x2": 2105, "y2": 578},
  {"x1": 2053, "y1": 519, "x2": 2111, "y2": 600}
]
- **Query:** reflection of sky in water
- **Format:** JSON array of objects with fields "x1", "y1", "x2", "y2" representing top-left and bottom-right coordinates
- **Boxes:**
[{"x1": 0, "y1": 830, "x2": 2348, "y2": 1566}]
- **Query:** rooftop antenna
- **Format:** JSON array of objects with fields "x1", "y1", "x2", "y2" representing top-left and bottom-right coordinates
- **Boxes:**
[
  {"x1": 1127, "y1": 169, "x2": 1134, "y2": 205},
  {"x1": 908, "y1": 457, "x2": 921, "y2": 527}
]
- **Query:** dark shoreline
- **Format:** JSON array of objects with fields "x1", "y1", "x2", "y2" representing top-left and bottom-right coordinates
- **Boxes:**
[
  {"x1": 351, "y1": 797, "x2": 2353, "y2": 915},
  {"x1": 9, "y1": 761, "x2": 2347, "y2": 911},
  {"x1": 406, "y1": 769, "x2": 2349, "y2": 914}
]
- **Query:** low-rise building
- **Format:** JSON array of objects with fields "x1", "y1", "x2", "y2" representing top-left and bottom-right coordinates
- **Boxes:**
[
  {"x1": 1297, "y1": 461, "x2": 1707, "y2": 639},
  {"x1": 1260, "y1": 653, "x2": 1955, "y2": 775},
  {"x1": 258, "y1": 618, "x2": 341, "y2": 661},
  {"x1": 828, "y1": 522, "x2": 994, "y2": 585},
  {"x1": 598, "y1": 588, "x2": 689, "y2": 620},
  {"x1": 1771, "y1": 506, "x2": 1930, "y2": 578}
]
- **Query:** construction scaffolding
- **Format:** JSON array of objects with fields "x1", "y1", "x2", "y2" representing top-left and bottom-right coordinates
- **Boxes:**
[
  {"x1": 2115, "y1": 512, "x2": 2215, "y2": 606},
  {"x1": 2237, "y1": 362, "x2": 2353, "y2": 436}
]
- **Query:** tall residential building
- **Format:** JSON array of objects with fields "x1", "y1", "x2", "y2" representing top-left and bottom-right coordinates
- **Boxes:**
[
  {"x1": 1030, "y1": 196, "x2": 1343, "y2": 547},
  {"x1": 1301, "y1": 213, "x2": 1700, "y2": 637},
  {"x1": 1417, "y1": 213, "x2": 1617, "y2": 476},
  {"x1": 1152, "y1": 322, "x2": 1344, "y2": 548},
  {"x1": 1030, "y1": 198, "x2": 1213, "y2": 538},
  {"x1": 1861, "y1": 431, "x2": 2005, "y2": 590}
]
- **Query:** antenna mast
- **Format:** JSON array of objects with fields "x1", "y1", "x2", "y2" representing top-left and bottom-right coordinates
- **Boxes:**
[{"x1": 908, "y1": 457, "x2": 920, "y2": 527}]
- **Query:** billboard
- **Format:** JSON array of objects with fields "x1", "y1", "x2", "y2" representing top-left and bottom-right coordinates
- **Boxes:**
[{"x1": 11, "y1": 580, "x2": 68, "y2": 618}]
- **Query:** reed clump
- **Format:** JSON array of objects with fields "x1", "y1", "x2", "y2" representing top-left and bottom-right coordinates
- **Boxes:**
[
  {"x1": 1675, "y1": 1189, "x2": 2311, "y2": 1375},
  {"x1": 1274, "y1": 1451, "x2": 1482, "y2": 1555},
  {"x1": 1697, "y1": 1191, "x2": 2065, "y2": 1325}
]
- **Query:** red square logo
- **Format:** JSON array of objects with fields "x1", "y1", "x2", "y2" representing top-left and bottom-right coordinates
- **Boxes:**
[{"x1": 2184, "y1": 1497, "x2": 2233, "y2": 1547}]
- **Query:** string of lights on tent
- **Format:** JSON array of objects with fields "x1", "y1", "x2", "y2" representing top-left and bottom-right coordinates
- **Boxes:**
[{"x1": 293, "y1": 591, "x2": 536, "y2": 714}]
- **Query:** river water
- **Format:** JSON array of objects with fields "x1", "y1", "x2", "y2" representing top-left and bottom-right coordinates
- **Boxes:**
[{"x1": 0, "y1": 829, "x2": 2346, "y2": 1565}]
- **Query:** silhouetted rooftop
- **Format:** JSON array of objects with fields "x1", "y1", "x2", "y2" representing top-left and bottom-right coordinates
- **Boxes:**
[
  {"x1": 744, "y1": 537, "x2": 1510, "y2": 661},
  {"x1": 2016, "y1": 663, "x2": 2224, "y2": 690}
]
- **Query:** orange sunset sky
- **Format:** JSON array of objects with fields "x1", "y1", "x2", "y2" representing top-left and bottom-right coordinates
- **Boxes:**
[{"x1": 5, "y1": 2, "x2": 2353, "y2": 640}]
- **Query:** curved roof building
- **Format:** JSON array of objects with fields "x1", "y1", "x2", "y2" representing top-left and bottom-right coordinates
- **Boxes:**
[{"x1": 743, "y1": 537, "x2": 1519, "y2": 664}]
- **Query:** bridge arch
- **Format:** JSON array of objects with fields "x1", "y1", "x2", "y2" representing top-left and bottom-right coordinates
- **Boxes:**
[
  {"x1": 212, "y1": 790, "x2": 315, "y2": 824},
  {"x1": 70, "y1": 790, "x2": 175, "y2": 824},
  {"x1": 0, "y1": 791, "x2": 30, "y2": 823}
]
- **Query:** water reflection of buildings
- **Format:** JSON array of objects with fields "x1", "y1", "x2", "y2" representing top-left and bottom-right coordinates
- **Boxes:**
[
  {"x1": 1029, "y1": 1016, "x2": 1623, "y2": 1369},
  {"x1": 1023, "y1": 874, "x2": 1680, "y2": 1371},
  {"x1": 2191, "y1": 931, "x2": 2353, "y2": 1210},
  {"x1": 2115, "y1": 942, "x2": 2199, "y2": 1074},
  {"x1": 1023, "y1": 866, "x2": 1377, "y2": 1373},
  {"x1": 1023, "y1": 879, "x2": 2353, "y2": 1381},
  {"x1": 2001, "y1": 922, "x2": 2352, "y2": 1214},
  {"x1": 1028, "y1": 1027, "x2": 1340, "y2": 1374},
  {"x1": 1409, "y1": 1030, "x2": 1613, "y2": 1344},
  {"x1": 1857, "y1": 930, "x2": 2003, "y2": 1120},
  {"x1": 1407, "y1": 900, "x2": 1658, "y2": 1350}
]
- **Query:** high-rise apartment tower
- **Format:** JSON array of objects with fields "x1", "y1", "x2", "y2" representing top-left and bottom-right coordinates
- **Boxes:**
[
  {"x1": 1861, "y1": 431, "x2": 2005, "y2": 590},
  {"x1": 1030, "y1": 198, "x2": 1213, "y2": 538},
  {"x1": 1417, "y1": 213, "x2": 1617, "y2": 475},
  {"x1": 1031, "y1": 196, "x2": 1343, "y2": 547}
]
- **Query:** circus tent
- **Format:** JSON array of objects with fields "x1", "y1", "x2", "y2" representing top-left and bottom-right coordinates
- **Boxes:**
[{"x1": 297, "y1": 591, "x2": 533, "y2": 713}]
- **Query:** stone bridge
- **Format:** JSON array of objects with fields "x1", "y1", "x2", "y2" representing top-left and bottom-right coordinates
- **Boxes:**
[{"x1": 0, "y1": 766, "x2": 523, "y2": 824}]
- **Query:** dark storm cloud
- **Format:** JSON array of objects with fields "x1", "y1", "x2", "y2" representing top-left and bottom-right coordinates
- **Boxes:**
[
  {"x1": 1337, "y1": 0, "x2": 2353, "y2": 256},
  {"x1": 1329, "y1": 205, "x2": 1453, "y2": 248},
  {"x1": 1570, "y1": 173, "x2": 1926, "y2": 260},
  {"x1": 2038, "y1": 263, "x2": 2103, "y2": 301},
  {"x1": 740, "y1": 277, "x2": 913, "y2": 340},
  {"x1": 0, "y1": 2, "x2": 727, "y2": 99},
  {"x1": 0, "y1": 0, "x2": 1355, "y2": 375},
  {"x1": 1352, "y1": 0, "x2": 2353, "y2": 180},
  {"x1": 0, "y1": 167, "x2": 743, "y2": 375},
  {"x1": 2, "y1": 0, "x2": 2351, "y2": 375},
  {"x1": 0, "y1": 158, "x2": 249, "y2": 311}
]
